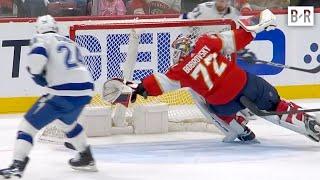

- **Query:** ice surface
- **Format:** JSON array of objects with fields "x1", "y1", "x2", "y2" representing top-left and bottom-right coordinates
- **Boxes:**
[{"x1": 1, "y1": 99, "x2": 320, "y2": 180}]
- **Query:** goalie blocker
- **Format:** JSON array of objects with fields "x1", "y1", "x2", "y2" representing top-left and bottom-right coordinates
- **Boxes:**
[
  {"x1": 103, "y1": 78, "x2": 147, "y2": 107},
  {"x1": 103, "y1": 78, "x2": 168, "y2": 134}
]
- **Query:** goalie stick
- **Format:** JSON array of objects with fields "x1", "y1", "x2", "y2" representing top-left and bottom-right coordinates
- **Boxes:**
[
  {"x1": 240, "y1": 96, "x2": 320, "y2": 116},
  {"x1": 112, "y1": 29, "x2": 140, "y2": 127},
  {"x1": 240, "y1": 57, "x2": 320, "y2": 73}
]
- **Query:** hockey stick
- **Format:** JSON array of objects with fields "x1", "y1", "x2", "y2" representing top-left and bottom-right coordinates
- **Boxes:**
[
  {"x1": 240, "y1": 58, "x2": 320, "y2": 73},
  {"x1": 123, "y1": 29, "x2": 139, "y2": 81},
  {"x1": 112, "y1": 29, "x2": 140, "y2": 126},
  {"x1": 240, "y1": 96, "x2": 320, "y2": 116}
]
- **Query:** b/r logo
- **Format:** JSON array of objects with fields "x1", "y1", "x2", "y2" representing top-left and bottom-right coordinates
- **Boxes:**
[{"x1": 288, "y1": 6, "x2": 314, "y2": 26}]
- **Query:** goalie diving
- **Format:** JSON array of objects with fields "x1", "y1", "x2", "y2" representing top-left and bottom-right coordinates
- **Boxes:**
[{"x1": 103, "y1": 9, "x2": 320, "y2": 143}]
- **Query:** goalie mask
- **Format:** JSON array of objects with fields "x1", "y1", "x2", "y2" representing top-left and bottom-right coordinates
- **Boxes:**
[{"x1": 171, "y1": 34, "x2": 193, "y2": 64}]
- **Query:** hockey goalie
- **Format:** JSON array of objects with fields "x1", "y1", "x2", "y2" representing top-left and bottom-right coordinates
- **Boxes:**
[{"x1": 103, "y1": 9, "x2": 320, "y2": 143}]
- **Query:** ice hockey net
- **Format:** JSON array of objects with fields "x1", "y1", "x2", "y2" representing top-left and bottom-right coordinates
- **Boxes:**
[{"x1": 38, "y1": 18, "x2": 236, "y2": 143}]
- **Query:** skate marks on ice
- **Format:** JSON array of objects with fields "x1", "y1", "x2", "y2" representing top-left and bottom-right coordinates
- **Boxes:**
[
  {"x1": 92, "y1": 135, "x2": 320, "y2": 164},
  {"x1": 1, "y1": 118, "x2": 320, "y2": 180}
]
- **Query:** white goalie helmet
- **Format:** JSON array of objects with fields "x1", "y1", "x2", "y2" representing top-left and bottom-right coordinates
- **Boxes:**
[{"x1": 35, "y1": 15, "x2": 58, "y2": 34}]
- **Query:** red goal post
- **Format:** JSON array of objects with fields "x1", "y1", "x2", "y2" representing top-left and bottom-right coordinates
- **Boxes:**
[{"x1": 70, "y1": 19, "x2": 236, "y2": 40}]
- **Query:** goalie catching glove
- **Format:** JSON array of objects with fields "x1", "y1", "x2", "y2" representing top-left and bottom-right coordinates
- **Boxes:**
[{"x1": 102, "y1": 78, "x2": 147, "y2": 107}]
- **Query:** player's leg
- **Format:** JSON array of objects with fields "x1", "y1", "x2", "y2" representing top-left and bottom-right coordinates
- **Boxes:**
[
  {"x1": 208, "y1": 101, "x2": 256, "y2": 143},
  {"x1": 243, "y1": 73, "x2": 320, "y2": 142},
  {"x1": 268, "y1": 100, "x2": 320, "y2": 142},
  {"x1": 187, "y1": 88, "x2": 255, "y2": 142},
  {"x1": 0, "y1": 94, "x2": 61, "y2": 179},
  {"x1": 58, "y1": 96, "x2": 97, "y2": 172}
]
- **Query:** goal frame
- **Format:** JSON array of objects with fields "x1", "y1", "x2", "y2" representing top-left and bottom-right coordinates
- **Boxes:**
[
  {"x1": 38, "y1": 19, "x2": 238, "y2": 143},
  {"x1": 70, "y1": 19, "x2": 236, "y2": 41}
]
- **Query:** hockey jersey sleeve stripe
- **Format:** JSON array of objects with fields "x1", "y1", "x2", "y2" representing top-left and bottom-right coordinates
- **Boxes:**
[
  {"x1": 49, "y1": 82, "x2": 94, "y2": 91},
  {"x1": 153, "y1": 73, "x2": 181, "y2": 92},
  {"x1": 142, "y1": 73, "x2": 181, "y2": 96},
  {"x1": 29, "y1": 46, "x2": 48, "y2": 58},
  {"x1": 216, "y1": 31, "x2": 236, "y2": 54}
]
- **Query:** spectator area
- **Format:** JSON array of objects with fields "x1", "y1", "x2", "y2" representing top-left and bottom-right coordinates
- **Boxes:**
[{"x1": 0, "y1": 0, "x2": 300, "y2": 18}]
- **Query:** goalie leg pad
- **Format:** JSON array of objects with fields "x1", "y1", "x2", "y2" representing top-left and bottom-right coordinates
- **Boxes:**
[
  {"x1": 278, "y1": 100, "x2": 320, "y2": 141},
  {"x1": 263, "y1": 100, "x2": 320, "y2": 142},
  {"x1": 187, "y1": 88, "x2": 255, "y2": 142},
  {"x1": 112, "y1": 103, "x2": 128, "y2": 127},
  {"x1": 218, "y1": 115, "x2": 256, "y2": 142}
]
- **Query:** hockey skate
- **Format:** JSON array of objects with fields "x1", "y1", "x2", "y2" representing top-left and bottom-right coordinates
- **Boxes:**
[
  {"x1": 275, "y1": 100, "x2": 320, "y2": 142},
  {"x1": 69, "y1": 146, "x2": 97, "y2": 172},
  {"x1": 0, "y1": 157, "x2": 29, "y2": 179},
  {"x1": 234, "y1": 115, "x2": 257, "y2": 143},
  {"x1": 236, "y1": 125, "x2": 260, "y2": 144},
  {"x1": 237, "y1": 125, "x2": 256, "y2": 141},
  {"x1": 304, "y1": 114, "x2": 320, "y2": 142}
]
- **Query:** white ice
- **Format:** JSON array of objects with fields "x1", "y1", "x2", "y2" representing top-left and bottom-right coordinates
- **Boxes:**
[{"x1": 1, "y1": 99, "x2": 320, "y2": 180}]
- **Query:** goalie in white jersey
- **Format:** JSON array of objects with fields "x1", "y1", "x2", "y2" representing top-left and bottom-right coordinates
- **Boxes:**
[{"x1": 0, "y1": 15, "x2": 97, "y2": 179}]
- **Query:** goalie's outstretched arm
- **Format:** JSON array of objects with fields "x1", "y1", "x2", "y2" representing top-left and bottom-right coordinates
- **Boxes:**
[
  {"x1": 141, "y1": 72, "x2": 182, "y2": 96},
  {"x1": 103, "y1": 71, "x2": 182, "y2": 105}
]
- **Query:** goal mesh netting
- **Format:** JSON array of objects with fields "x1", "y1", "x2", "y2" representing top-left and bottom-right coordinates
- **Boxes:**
[{"x1": 38, "y1": 18, "x2": 236, "y2": 143}]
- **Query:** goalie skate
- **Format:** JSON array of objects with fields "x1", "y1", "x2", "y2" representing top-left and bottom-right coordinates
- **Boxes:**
[
  {"x1": 304, "y1": 114, "x2": 320, "y2": 142},
  {"x1": 276, "y1": 100, "x2": 320, "y2": 142}
]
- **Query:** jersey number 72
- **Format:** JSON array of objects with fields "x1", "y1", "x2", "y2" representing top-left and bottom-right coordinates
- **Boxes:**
[{"x1": 190, "y1": 52, "x2": 227, "y2": 90}]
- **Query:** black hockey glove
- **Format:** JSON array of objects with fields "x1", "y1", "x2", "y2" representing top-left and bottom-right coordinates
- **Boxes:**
[{"x1": 125, "y1": 81, "x2": 148, "y2": 103}]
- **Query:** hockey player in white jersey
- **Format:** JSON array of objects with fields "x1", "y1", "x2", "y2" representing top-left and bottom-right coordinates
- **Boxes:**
[
  {"x1": 0, "y1": 15, "x2": 97, "y2": 179},
  {"x1": 181, "y1": 0, "x2": 240, "y2": 20}
]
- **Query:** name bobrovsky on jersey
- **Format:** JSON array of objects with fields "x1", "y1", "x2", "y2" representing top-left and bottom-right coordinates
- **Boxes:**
[{"x1": 183, "y1": 45, "x2": 210, "y2": 74}]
